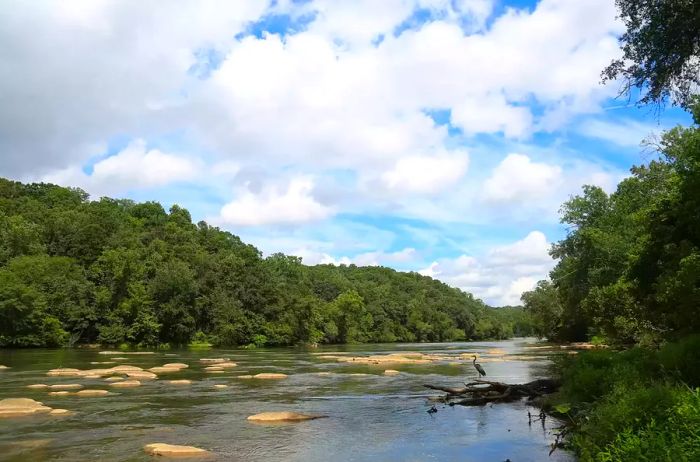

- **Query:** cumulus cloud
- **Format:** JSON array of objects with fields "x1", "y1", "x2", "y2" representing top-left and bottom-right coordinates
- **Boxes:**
[
  {"x1": 40, "y1": 139, "x2": 200, "y2": 196},
  {"x1": 483, "y1": 153, "x2": 563, "y2": 203},
  {"x1": 419, "y1": 231, "x2": 554, "y2": 305},
  {"x1": 217, "y1": 177, "x2": 334, "y2": 226},
  {"x1": 381, "y1": 152, "x2": 469, "y2": 193}
]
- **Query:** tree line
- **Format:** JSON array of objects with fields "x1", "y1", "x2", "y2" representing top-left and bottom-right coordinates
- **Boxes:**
[
  {"x1": 522, "y1": 102, "x2": 700, "y2": 345},
  {"x1": 0, "y1": 179, "x2": 531, "y2": 348}
]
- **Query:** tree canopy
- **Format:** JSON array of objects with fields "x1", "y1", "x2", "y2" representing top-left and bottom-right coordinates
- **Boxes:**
[
  {"x1": 0, "y1": 179, "x2": 529, "y2": 348},
  {"x1": 603, "y1": 0, "x2": 700, "y2": 107}
]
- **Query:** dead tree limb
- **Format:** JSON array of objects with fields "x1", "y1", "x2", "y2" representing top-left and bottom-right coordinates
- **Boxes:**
[{"x1": 423, "y1": 378, "x2": 560, "y2": 406}]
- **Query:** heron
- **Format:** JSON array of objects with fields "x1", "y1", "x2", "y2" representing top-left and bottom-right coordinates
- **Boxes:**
[{"x1": 472, "y1": 355, "x2": 486, "y2": 380}]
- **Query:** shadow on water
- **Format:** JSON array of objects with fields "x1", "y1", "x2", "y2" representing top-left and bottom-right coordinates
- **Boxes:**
[{"x1": 0, "y1": 338, "x2": 574, "y2": 461}]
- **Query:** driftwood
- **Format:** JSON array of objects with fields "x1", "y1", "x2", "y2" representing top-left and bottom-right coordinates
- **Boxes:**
[{"x1": 424, "y1": 378, "x2": 560, "y2": 406}]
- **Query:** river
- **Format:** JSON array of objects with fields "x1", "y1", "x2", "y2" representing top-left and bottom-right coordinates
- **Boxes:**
[{"x1": 0, "y1": 339, "x2": 574, "y2": 461}]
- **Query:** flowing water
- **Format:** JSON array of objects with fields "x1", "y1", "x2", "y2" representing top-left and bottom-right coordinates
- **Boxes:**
[{"x1": 0, "y1": 339, "x2": 574, "y2": 461}]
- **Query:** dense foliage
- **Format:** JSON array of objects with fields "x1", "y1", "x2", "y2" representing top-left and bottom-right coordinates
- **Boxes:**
[
  {"x1": 547, "y1": 336, "x2": 700, "y2": 461},
  {"x1": 522, "y1": 102, "x2": 700, "y2": 345},
  {"x1": 0, "y1": 179, "x2": 528, "y2": 348},
  {"x1": 603, "y1": 0, "x2": 700, "y2": 108}
]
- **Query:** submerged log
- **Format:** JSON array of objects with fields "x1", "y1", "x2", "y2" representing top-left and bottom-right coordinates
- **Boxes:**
[{"x1": 423, "y1": 378, "x2": 560, "y2": 406}]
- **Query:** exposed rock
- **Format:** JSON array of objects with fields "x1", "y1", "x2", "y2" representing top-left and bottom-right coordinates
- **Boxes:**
[
  {"x1": 144, "y1": 443, "x2": 209, "y2": 457},
  {"x1": 48, "y1": 391, "x2": 71, "y2": 396},
  {"x1": 205, "y1": 370, "x2": 225, "y2": 374},
  {"x1": 149, "y1": 366, "x2": 182, "y2": 373},
  {"x1": 104, "y1": 377, "x2": 125, "y2": 382},
  {"x1": 26, "y1": 384, "x2": 49, "y2": 389},
  {"x1": 331, "y1": 353, "x2": 435, "y2": 365},
  {"x1": 247, "y1": 411, "x2": 324, "y2": 422},
  {"x1": 486, "y1": 348, "x2": 507, "y2": 355},
  {"x1": 213, "y1": 384, "x2": 228, "y2": 389},
  {"x1": 90, "y1": 361, "x2": 115, "y2": 365},
  {"x1": 216, "y1": 362, "x2": 237, "y2": 368},
  {"x1": 236, "y1": 375, "x2": 253, "y2": 379},
  {"x1": 314, "y1": 372, "x2": 332, "y2": 376},
  {"x1": 0, "y1": 365, "x2": 9, "y2": 370},
  {"x1": 49, "y1": 409, "x2": 73, "y2": 416},
  {"x1": 109, "y1": 380, "x2": 141, "y2": 388},
  {"x1": 199, "y1": 358, "x2": 228, "y2": 364},
  {"x1": 75, "y1": 389, "x2": 110, "y2": 397},
  {"x1": 383, "y1": 369, "x2": 400, "y2": 376},
  {"x1": 46, "y1": 368, "x2": 82, "y2": 377},
  {"x1": 82, "y1": 375, "x2": 101, "y2": 379},
  {"x1": 203, "y1": 366, "x2": 224, "y2": 371},
  {"x1": 111, "y1": 357, "x2": 129, "y2": 360},
  {"x1": 49, "y1": 384, "x2": 83, "y2": 390},
  {"x1": 0, "y1": 398, "x2": 53, "y2": 418},
  {"x1": 253, "y1": 373, "x2": 288, "y2": 379},
  {"x1": 111, "y1": 365, "x2": 143, "y2": 372},
  {"x1": 168, "y1": 380, "x2": 191, "y2": 385},
  {"x1": 126, "y1": 371, "x2": 157, "y2": 380},
  {"x1": 162, "y1": 363, "x2": 188, "y2": 369}
]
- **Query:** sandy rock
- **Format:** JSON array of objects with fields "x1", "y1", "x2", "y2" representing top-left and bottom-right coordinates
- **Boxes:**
[
  {"x1": 216, "y1": 362, "x2": 237, "y2": 368},
  {"x1": 48, "y1": 391, "x2": 71, "y2": 396},
  {"x1": 49, "y1": 409, "x2": 73, "y2": 416},
  {"x1": 314, "y1": 372, "x2": 332, "y2": 376},
  {"x1": 126, "y1": 371, "x2": 157, "y2": 380},
  {"x1": 0, "y1": 398, "x2": 53, "y2": 418},
  {"x1": 213, "y1": 384, "x2": 228, "y2": 389},
  {"x1": 162, "y1": 363, "x2": 188, "y2": 369},
  {"x1": 205, "y1": 370, "x2": 225, "y2": 374},
  {"x1": 90, "y1": 361, "x2": 115, "y2": 365},
  {"x1": 383, "y1": 369, "x2": 400, "y2": 376},
  {"x1": 26, "y1": 384, "x2": 49, "y2": 389},
  {"x1": 149, "y1": 366, "x2": 181, "y2": 373},
  {"x1": 110, "y1": 380, "x2": 141, "y2": 388},
  {"x1": 75, "y1": 389, "x2": 109, "y2": 397},
  {"x1": 82, "y1": 375, "x2": 101, "y2": 379},
  {"x1": 333, "y1": 353, "x2": 432, "y2": 365},
  {"x1": 486, "y1": 348, "x2": 507, "y2": 355},
  {"x1": 111, "y1": 357, "x2": 129, "y2": 360},
  {"x1": 199, "y1": 358, "x2": 228, "y2": 364},
  {"x1": 111, "y1": 365, "x2": 143, "y2": 372},
  {"x1": 0, "y1": 365, "x2": 9, "y2": 370},
  {"x1": 104, "y1": 376, "x2": 125, "y2": 382},
  {"x1": 253, "y1": 373, "x2": 288, "y2": 379},
  {"x1": 144, "y1": 443, "x2": 209, "y2": 457},
  {"x1": 247, "y1": 411, "x2": 324, "y2": 422},
  {"x1": 168, "y1": 380, "x2": 191, "y2": 385},
  {"x1": 236, "y1": 375, "x2": 253, "y2": 379},
  {"x1": 49, "y1": 384, "x2": 83, "y2": 390},
  {"x1": 46, "y1": 368, "x2": 82, "y2": 377}
]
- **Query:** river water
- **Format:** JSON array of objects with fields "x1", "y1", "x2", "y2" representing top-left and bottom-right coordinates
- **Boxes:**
[{"x1": 0, "y1": 339, "x2": 574, "y2": 461}]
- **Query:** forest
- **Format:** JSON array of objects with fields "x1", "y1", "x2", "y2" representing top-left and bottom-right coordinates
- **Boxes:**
[
  {"x1": 0, "y1": 179, "x2": 531, "y2": 348},
  {"x1": 521, "y1": 1, "x2": 700, "y2": 458}
]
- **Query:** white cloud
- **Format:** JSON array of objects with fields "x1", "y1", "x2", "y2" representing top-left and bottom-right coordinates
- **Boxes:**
[
  {"x1": 217, "y1": 177, "x2": 334, "y2": 226},
  {"x1": 40, "y1": 139, "x2": 199, "y2": 196},
  {"x1": 419, "y1": 231, "x2": 555, "y2": 305},
  {"x1": 381, "y1": 152, "x2": 469, "y2": 193},
  {"x1": 483, "y1": 153, "x2": 563, "y2": 203}
]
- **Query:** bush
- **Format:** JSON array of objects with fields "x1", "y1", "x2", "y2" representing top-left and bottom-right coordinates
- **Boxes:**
[{"x1": 658, "y1": 334, "x2": 700, "y2": 387}]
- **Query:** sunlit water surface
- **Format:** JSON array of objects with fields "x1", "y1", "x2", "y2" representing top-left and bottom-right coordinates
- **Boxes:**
[{"x1": 0, "y1": 339, "x2": 574, "y2": 461}]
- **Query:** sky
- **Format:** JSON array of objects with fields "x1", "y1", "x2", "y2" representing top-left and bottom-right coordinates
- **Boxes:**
[{"x1": 0, "y1": 0, "x2": 691, "y2": 306}]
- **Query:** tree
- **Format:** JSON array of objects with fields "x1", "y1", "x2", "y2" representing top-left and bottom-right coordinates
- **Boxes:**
[{"x1": 603, "y1": 0, "x2": 700, "y2": 107}]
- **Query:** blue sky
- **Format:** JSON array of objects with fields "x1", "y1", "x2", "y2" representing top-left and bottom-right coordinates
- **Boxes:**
[{"x1": 0, "y1": 0, "x2": 691, "y2": 305}]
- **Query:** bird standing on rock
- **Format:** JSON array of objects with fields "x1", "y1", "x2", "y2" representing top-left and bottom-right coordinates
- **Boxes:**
[{"x1": 472, "y1": 355, "x2": 486, "y2": 380}]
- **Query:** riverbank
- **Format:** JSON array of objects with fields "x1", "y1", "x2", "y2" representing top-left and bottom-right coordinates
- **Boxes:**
[{"x1": 545, "y1": 335, "x2": 700, "y2": 461}]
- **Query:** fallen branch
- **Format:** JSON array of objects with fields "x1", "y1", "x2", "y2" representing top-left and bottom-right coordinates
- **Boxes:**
[{"x1": 423, "y1": 378, "x2": 560, "y2": 406}]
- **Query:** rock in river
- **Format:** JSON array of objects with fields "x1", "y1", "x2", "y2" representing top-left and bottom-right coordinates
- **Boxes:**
[
  {"x1": 109, "y1": 380, "x2": 141, "y2": 388},
  {"x1": 168, "y1": 380, "x2": 192, "y2": 385},
  {"x1": 144, "y1": 443, "x2": 209, "y2": 457},
  {"x1": 0, "y1": 398, "x2": 53, "y2": 418},
  {"x1": 247, "y1": 411, "x2": 324, "y2": 422},
  {"x1": 75, "y1": 389, "x2": 110, "y2": 397},
  {"x1": 253, "y1": 373, "x2": 288, "y2": 379},
  {"x1": 383, "y1": 369, "x2": 400, "y2": 376}
]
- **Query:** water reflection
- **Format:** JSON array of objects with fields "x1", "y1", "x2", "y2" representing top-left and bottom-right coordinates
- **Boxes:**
[{"x1": 0, "y1": 339, "x2": 573, "y2": 461}]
